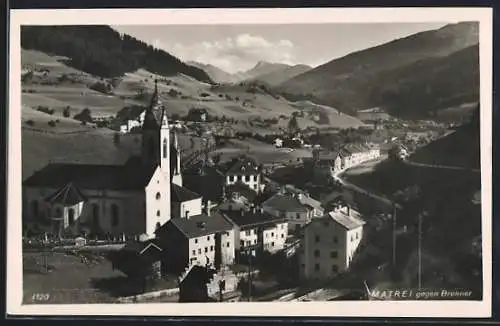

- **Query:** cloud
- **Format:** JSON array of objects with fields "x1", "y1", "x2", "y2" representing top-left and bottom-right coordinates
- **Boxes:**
[{"x1": 153, "y1": 34, "x2": 296, "y2": 73}]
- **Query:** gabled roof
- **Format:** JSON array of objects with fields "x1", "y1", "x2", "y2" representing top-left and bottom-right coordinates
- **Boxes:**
[
  {"x1": 224, "y1": 156, "x2": 260, "y2": 176},
  {"x1": 24, "y1": 162, "x2": 157, "y2": 191},
  {"x1": 44, "y1": 182, "x2": 87, "y2": 206},
  {"x1": 159, "y1": 212, "x2": 234, "y2": 239},
  {"x1": 171, "y1": 183, "x2": 201, "y2": 203},
  {"x1": 222, "y1": 209, "x2": 286, "y2": 230},
  {"x1": 328, "y1": 209, "x2": 365, "y2": 230},
  {"x1": 262, "y1": 193, "x2": 309, "y2": 213},
  {"x1": 121, "y1": 239, "x2": 163, "y2": 255}
]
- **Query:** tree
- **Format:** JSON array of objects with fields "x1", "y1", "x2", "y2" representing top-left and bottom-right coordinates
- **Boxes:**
[
  {"x1": 287, "y1": 115, "x2": 300, "y2": 134},
  {"x1": 63, "y1": 106, "x2": 71, "y2": 118},
  {"x1": 74, "y1": 108, "x2": 93, "y2": 123},
  {"x1": 113, "y1": 133, "x2": 121, "y2": 146}
]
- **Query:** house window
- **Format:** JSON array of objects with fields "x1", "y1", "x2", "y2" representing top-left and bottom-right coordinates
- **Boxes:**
[
  {"x1": 332, "y1": 265, "x2": 338, "y2": 273},
  {"x1": 351, "y1": 235, "x2": 354, "y2": 242},
  {"x1": 207, "y1": 236, "x2": 210, "y2": 241},
  {"x1": 240, "y1": 240, "x2": 244, "y2": 247},
  {"x1": 245, "y1": 230, "x2": 251, "y2": 236},
  {"x1": 111, "y1": 204, "x2": 119, "y2": 227},
  {"x1": 314, "y1": 249, "x2": 320, "y2": 258},
  {"x1": 356, "y1": 232, "x2": 359, "y2": 240},
  {"x1": 296, "y1": 213, "x2": 300, "y2": 219},
  {"x1": 245, "y1": 175, "x2": 250, "y2": 182},
  {"x1": 195, "y1": 239, "x2": 198, "y2": 244},
  {"x1": 314, "y1": 263, "x2": 320, "y2": 271},
  {"x1": 246, "y1": 241, "x2": 251, "y2": 246},
  {"x1": 333, "y1": 236, "x2": 338, "y2": 244},
  {"x1": 271, "y1": 242, "x2": 274, "y2": 247},
  {"x1": 271, "y1": 232, "x2": 274, "y2": 237},
  {"x1": 68, "y1": 208, "x2": 75, "y2": 226},
  {"x1": 315, "y1": 235, "x2": 320, "y2": 243},
  {"x1": 92, "y1": 204, "x2": 99, "y2": 227},
  {"x1": 237, "y1": 175, "x2": 242, "y2": 182},
  {"x1": 156, "y1": 192, "x2": 161, "y2": 200},
  {"x1": 281, "y1": 234, "x2": 284, "y2": 238},
  {"x1": 227, "y1": 242, "x2": 230, "y2": 247},
  {"x1": 330, "y1": 251, "x2": 338, "y2": 258},
  {"x1": 253, "y1": 175, "x2": 258, "y2": 182},
  {"x1": 253, "y1": 184, "x2": 258, "y2": 190},
  {"x1": 205, "y1": 247, "x2": 208, "y2": 253},
  {"x1": 210, "y1": 245, "x2": 214, "y2": 251},
  {"x1": 156, "y1": 210, "x2": 160, "y2": 217},
  {"x1": 198, "y1": 248, "x2": 201, "y2": 254},
  {"x1": 192, "y1": 250, "x2": 196, "y2": 256}
]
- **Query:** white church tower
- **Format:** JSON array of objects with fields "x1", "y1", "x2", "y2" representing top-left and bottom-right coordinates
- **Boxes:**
[
  {"x1": 142, "y1": 79, "x2": 172, "y2": 238},
  {"x1": 172, "y1": 131, "x2": 183, "y2": 187}
]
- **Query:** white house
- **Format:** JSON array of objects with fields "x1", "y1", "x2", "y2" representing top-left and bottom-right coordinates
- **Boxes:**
[
  {"x1": 155, "y1": 211, "x2": 236, "y2": 272},
  {"x1": 262, "y1": 189, "x2": 324, "y2": 234},
  {"x1": 274, "y1": 138, "x2": 283, "y2": 148},
  {"x1": 299, "y1": 204, "x2": 365, "y2": 281},
  {"x1": 222, "y1": 207, "x2": 288, "y2": 257},
  {"x1": 223, "y1": 156, "x2": 263, "y2": 193}
]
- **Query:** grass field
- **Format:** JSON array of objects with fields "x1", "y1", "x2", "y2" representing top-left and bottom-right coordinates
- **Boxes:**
[
  {"x1": 214, "y1": 138, "x2": 312, "y2": 165},
  {"x1": 21, "y1": 49, "x2": 366, "y2": 129},
  {"x1": 23, "y1": 251, "x2": 124, "y2": 304}
]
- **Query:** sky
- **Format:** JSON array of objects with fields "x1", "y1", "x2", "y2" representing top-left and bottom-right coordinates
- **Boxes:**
[{"x1": 112, "y1": 22, "x2": 448, "y2": 74}]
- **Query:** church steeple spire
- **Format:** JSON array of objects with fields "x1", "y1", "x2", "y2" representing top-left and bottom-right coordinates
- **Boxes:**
[{"x1": 172, "y1": 131, "x2": 183, "y2": 187}]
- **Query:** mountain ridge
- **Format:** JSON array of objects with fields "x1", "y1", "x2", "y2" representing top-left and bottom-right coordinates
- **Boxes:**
[{"x1": 277, "y1": 21, "x2": 479, "y2": 119}]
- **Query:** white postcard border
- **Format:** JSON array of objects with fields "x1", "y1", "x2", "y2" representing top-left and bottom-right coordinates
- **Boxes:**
[{"x1": 7, "y1": 7, "x2": 493, "y2": 318}]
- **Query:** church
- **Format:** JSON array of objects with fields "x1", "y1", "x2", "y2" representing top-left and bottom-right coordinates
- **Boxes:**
[{"x1": 23, "y1": 80, "x2": 199, "y2": 240}]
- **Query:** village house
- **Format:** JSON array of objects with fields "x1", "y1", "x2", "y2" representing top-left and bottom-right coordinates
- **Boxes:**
[
  {"x1": 222, "y1": 206, "x2": 288, "y2": 259},
  {"x1": 299, "y1": 204, "x2": 366, "y2": 281},
  {"x1": 23, "y1": 81, "x2": 175, "y2": 239},
  {"x1": 187, "y1": 107, "x2": 208, "y2": 122},
  {"x1": 222, "y1": 156, "x2": 263, "y2": 193},
  {"x1": 262, "y1": 189, "x2": 324, "y2": 234},
  {"x1": 155, "y1": 211, "x2": 236, "y2": 275}
]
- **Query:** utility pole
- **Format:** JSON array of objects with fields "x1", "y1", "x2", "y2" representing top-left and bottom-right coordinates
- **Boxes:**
[
  {"x1": 418, "y1": 213, "x2": 423, "y2": 289},
  {"x1": 392, "y1": 203, "x2": 397, "y2": 266},
  {"x1": 248, "y1": 249, "x2": 252, "y2": 302}
]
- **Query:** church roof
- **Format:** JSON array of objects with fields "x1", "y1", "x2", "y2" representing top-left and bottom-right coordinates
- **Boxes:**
[
  {"x1": 171, "y1": 184, "x2": 201, "y2": 203},
  {"x1": 143, "y1": 79, "x2": 167, "y2": 130},
  {"x1": 24, "y1": 162, "x2": 157, "y2": 191},
  {"x1": 44, "y1": 182, "x2": 87, "y2": 206}
]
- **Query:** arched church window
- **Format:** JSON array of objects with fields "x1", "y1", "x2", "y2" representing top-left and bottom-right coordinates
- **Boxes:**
[
  {"x1": 68, "y1": 208, "x2": 75, "y2": 226},
  {"x1": 31, "y1": 201, "x2": 39, "y2": 218},
  {"x1": 156, "y1": 210, "x2": 161, "y2": 217},
  {"x1": 156, "y1": 192, "x2": 161, "y2": 200},
  {"x1": 111, "y1": 204, "x2": 119, "y2": 227},
  {"x1": 163, "y1": 138, "x2": 167, "y2": 159},
  {"x1": 92, "y1": 204, "x2": 99, "y2": 226}
]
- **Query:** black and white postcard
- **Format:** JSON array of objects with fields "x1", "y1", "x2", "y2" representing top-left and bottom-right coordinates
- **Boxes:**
[{"x1": 7, "y1": 7, "x2": 493, "y2": 318}]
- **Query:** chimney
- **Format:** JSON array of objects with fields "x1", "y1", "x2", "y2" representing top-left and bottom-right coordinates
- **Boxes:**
[
  {"x1": 347, "y1": 206, "x2": 351, "y2": 216},
  {"x1": 206, "y1": 200, "x2": 211, "y2": 216},
  {"x1": 185, "y1": 210, "x2": 190, "y2": 219}
]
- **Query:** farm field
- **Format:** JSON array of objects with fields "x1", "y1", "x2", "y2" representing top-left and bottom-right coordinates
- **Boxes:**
[{"x1": 21, "y1": 49, "x2": 366, "y2": 129}]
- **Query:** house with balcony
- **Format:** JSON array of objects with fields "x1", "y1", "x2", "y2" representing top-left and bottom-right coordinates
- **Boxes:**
[{"x1": 221, "y1": 207, "x2": 288, "y2": 260}]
